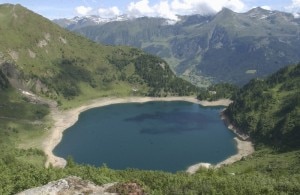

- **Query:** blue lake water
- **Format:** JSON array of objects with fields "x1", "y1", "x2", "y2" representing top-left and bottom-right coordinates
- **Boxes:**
[{"x1": 53, "y1": 101, "x2": 236, "y2": 172}]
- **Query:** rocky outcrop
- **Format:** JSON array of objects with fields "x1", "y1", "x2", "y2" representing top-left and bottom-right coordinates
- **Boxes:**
[
  {"x1": 16, "y1": 176, "x2": 147, "y2": 195},
  {"x1": 16, "y1": 176, "x2": 117, "y2": 195}
]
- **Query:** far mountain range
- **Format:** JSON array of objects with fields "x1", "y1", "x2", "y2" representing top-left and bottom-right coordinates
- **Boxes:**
[{"x1": 54, "y1": 7, "x2": 300, "y2": 86}]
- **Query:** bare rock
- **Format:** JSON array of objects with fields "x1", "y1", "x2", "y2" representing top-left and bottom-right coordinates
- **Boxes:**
[{"x1": 16, "y1": 176, "x2": 117, "y2": 195}]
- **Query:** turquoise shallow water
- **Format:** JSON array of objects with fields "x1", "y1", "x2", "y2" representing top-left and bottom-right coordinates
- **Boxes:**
[{"x1": 54, "y1": 101, "x2": 236, "y2": 172}]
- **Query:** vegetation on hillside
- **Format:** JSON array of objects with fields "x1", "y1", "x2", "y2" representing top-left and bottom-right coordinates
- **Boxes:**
[
  {"x1": 0, "y1": 4, "x2": 198, "y2": 106},
  {"x1": 0, "y1": 147, "x2": 299, "y2": 194},
  {"x1": 197, "y1": 83, "x2": 239, "y2": 101},
  {"x1": 225, "y1": 64, "x2": 300, "y2": 148},
  {"x1": 133, "y1": 54, "x2": 199, "y2": 96},
  {"x1": 107, "y1": 49, "x2": 199, "y2": 97}
]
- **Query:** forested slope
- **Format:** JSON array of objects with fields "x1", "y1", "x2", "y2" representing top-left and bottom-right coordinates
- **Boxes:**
[{"x1": 225, "y1": 64, "x2": 300, "y2": 148}]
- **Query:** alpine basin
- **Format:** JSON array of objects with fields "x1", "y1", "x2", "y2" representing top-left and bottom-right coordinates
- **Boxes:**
[{"x1": 54, "y1": 101, "x2": 236, "y2": 172}]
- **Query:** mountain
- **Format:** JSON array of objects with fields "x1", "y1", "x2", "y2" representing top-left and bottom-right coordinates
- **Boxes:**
[
  {"x1": 225, "y1": 64, "x2": 300, "y2": 148},
  {"x1": 56, "y1": 7, "x2": 300, "y2": 86},
  {"x1": 1, "y1": 4, "x2": 300, "y2": 194},
  {"x1": 53, "y1": 14, "x2": 129, "y2": 30},
  {"x1": 0, "y1": 3, "x2": 198, "y2": 105}
]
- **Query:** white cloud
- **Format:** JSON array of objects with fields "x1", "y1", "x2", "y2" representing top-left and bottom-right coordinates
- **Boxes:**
[
  {"x1": 172, "y1": 0, "x2": 245, "y2": 14},
  {"x1": 126, "y1": 0, "x2": 246, "y2": 20},
  {"x1": 98, "y1": 6, "x2": 121, "y2": 18},
  {"x1": 72, "y1": 0, "x2": 300, "y2": 20},
  {"x1": 293, "y1": 0, "x2": 300, "y2": 6},
  {"x1": 154, "y1": 1, "x2": 179, "y2": 20},
  {"x1": 127, "y1": 0, "x2": 155, "y2": 17},
  {"x1": 75, "y1": 6, "x2": 92, "y2": 16},
  {"x1": 261, "y1": 5, "x2": 271, "y2": 11},
  {"x1": 285, "y1": 0, "x2": 300, "y2": 17}
]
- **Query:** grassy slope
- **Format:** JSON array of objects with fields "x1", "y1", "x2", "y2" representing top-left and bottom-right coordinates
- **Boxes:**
[
  {"x1": 0, "y1": 4, "x2": 197, "y2": 110},
  {"x1": 0, "y1": 4, "x2": 126, "y2": 102},
  {"x1": 0, "y1": 86, "x2": 50, "y2": 166}
]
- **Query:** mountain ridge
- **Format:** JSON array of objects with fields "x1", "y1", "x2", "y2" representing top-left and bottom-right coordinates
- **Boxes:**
[
  {"x1": 53, "y1": 14, "x2": 130, "y2": 30},
  {"x1": 0, "y1": 3, "x2": 198, "y2": 105},
  {"x1": 56, "y1": 7, "x2": 300, "y2": 86}
]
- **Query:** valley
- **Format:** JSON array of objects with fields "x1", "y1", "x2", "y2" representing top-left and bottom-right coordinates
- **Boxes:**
[
  {"x1": 55, "y1": 7, "x2": 300, "y2": 86},
  {"x1": 0, "y1": 3, "x2": 299, "y2": 195}
]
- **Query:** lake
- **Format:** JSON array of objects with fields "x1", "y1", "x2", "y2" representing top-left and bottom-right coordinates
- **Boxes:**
[{"x1": 53, "y1": 101, "x2": 236, "y2": 172}]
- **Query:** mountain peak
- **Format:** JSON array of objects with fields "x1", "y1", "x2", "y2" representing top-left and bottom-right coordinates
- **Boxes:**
[
  {"x1": 220, "y1": 7, "x2": 234, "y2": 13},
  {"x1": 216, "y1": 7, "x2": 237, "y2": 17},
  {"x1": 53, "y1": 14, "x2": 130, "y2": 30},
  {"x1": 0, "y1": 3, "x2": 29, "y2": 11},
  {"x1": 246, "y1": 7, "x2": 274, "y2": 17},
  {"x1": 212, "y1": 7, "x2": 237, "y2": 22}
]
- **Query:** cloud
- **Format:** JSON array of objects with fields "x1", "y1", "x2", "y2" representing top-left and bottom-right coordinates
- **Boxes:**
[
  {"x1": 285, "y1": 0, "x2": 300, "y2": 17},
  {"x1": 127, "y1": 0, "x2": 179, "y2": 20},
  {"x1": 261, "y1": 5, "x2": 271, "y2": 11},
  {"x1": 98, "y1": 6, "x2": 121, "y2": 18},
  {"x1": 126, "y1": 0, "x2": 246, "y2": 20},
  {"x1": 127, "y1": 0, "x2": 155, "y2": 17},
  {"x1": 72, "y1": 0, "x2": 300, "y2": 20},
  {"x1": 74, "y1": 0, "x2": 247, "y2": 20},
  {"x1": 171, "y1": 0, "x2": 245, "y2": 14},
  {"x1": 154, "y1": 1, "x2": 178, "y2": 21},
  {"x1": 75, "y1": 6, "x2": 92, "y2": 15}
]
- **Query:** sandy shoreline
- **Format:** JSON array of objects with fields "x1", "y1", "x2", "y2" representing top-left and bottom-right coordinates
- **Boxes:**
[
  {"x1": 186, "y1": 111, "x2": 254, "y2": 174},
  {"x1": 186, "y1": 137, "x2": 254, "y2": 173},
  {"x1": 43, "y1": 97, "x2": 253, "y2": 171}
]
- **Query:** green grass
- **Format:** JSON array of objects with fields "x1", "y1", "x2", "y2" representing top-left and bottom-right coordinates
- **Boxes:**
[
  {"x1": 57, "y1": 82, "x2": 142, "y2": 109},
  {"x1": 0, "y1": 85, "x2": 51, "y2": 145},
  {"x1": 223, "y1": 147, "x2": 300, "y2": 176}
]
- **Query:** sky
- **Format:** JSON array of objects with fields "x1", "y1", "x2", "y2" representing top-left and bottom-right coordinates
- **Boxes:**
[{"x1": 0, "y1": 0, "x2": 299, "y2": 20}]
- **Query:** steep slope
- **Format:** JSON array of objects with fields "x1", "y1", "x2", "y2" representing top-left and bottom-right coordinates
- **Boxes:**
[
  {"x1": 225, "y1": 64, "x2": 300, "y2": 148},
  {"x1": 0, "y1": 4, "x2": 198, "y2": 105},
  {"x1": 63, "y1": 7, "x2": 300, "y2": 86}
]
